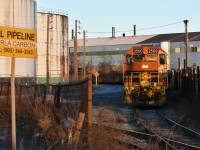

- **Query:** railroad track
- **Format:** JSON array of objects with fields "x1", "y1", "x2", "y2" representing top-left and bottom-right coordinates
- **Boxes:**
[
  {"x1": 134, "y1": 108, "x2": 200, "y2": 150},
  {"x1": 92, "y1": 106, "x2": 157, "y2": 149},
  {"x1": 93, "y1": 107, "x2": 178, "y2": 149},
  {"x1": 92, "y1": 122, "x2": 154, "y2": 149}
]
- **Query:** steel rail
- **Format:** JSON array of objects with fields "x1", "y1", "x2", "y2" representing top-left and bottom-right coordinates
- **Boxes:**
[
  {"x1": 114, "y1": 138, "x2": 146, "y2": 150},
  {"x1": 134, "y1": 115, "x2": 177, "y2": 150},
  {"x1": 165, "y1": 138, "x2": 200, "y2": 150},
  {"x1": 92, "y1": 121, "x2": 156, "y2": 138},
  {"x1": 134, "y1": 108, "x2": 200, "y2": 150},
  {"x1": 157, "y1": 110, "x2": 200, "y2": 137},
  {"x1": 92, "y1": 122, "x2": 154, "y2": 149},
  {"x1": 93, "y1": 118, "x2": 200, "y2": 150}
]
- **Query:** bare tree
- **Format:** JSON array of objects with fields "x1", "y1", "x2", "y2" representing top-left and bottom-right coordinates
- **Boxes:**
[
  {"x1": 112, "y1": 56, "x2": 124, "y2": 73},
  {"x1": 98, "y1": 55, "x2": 114, "y2": 74}
]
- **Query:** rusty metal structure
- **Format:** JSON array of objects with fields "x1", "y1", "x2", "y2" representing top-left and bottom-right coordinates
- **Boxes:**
[{"x1": 37, "y1": 9, "x2": 69, "y2": 84}]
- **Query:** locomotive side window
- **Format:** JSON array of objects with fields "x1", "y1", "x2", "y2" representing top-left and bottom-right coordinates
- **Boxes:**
[
  {"x1": 159, "y1": 54, "x2": 166, "y2": 64},
  {"x1": 126, "y1": 54, "x2": 132, "y2": 64}
]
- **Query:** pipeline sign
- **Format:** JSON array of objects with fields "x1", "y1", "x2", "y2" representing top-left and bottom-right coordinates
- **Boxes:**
[{"x1": 0, "y1": 26, "x2": 37, "y2": 59}]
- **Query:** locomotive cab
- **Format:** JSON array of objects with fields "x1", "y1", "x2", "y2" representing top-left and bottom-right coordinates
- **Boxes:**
[{"x1": 124, "y1": 46, "x2": 168, "y2": 106}]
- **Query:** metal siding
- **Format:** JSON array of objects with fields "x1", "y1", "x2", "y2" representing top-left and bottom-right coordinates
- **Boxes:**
[
  {"x1": 0, "y1": 0, "x2": 36, "y2": 77},
  {"x1": 36, "y1": 13, "x2": 68, "y2": 78}
]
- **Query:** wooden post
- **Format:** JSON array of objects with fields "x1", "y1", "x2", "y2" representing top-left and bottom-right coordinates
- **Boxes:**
[
  {"x1": 87, "y1": 73, "x2": 92, "y2": 148},
  {"x1": 11, "y1": 57, "x2": 16, "y2": 150},
  {"x1": 19, "y1": 85, "x2": 22, "y2": 120},
  {"x1": 95, "y1": 76, "x2": 98, "y2": 86},
  {"x1": 178, "y1": 58, "x2": 180, "y2": 89},
  {"x1": 73, "y1": 112, "x2": 85, "y2": 150},
  {"x1": 123, "y1": 64, "x2": 125, "y2": 83},
  {"x1": 6, "y1": 83, "x2": 10, "y2": 112},
  {"x1": 74, "y1": 20, "x2": 78, "y2": 81},
  {"x1": 46, "y1": 14, "x2": 50, "y2": 84},
  {"x1": 189, "y1": 67, "x2": 192, "y2": 101},
  {"x1": 183, "y1": 20, "x2": 189, "y2": 68},
  {"x1": 11, "y1": 2, "x2": 16, "y2": 148},
  {"x1": 197, "y1": 66, "x2": 200, "y2": 104},
  {"x1": 87, "y1": 73, "x2": 92, "y2": 124},
  {"x1": 192, "y1": 67, "x2": 195, "y2": 104},
  {"x1": 183, "y1": 59, "x2": 187, "y2": 76},
  {"x1": 83, "y1": 30, "x2": 86, "y2": 79}
]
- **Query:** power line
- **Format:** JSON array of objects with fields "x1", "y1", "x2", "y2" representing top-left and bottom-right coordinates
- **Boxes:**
[
  {"x1": 86, "y1": 21, "x2": 183, "y2": 34},
  {"x1": 137, "y1": 21, "x2": 182, "y2": 31}
]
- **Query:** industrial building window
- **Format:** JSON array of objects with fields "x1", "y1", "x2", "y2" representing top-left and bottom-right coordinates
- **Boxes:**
[
  {"x1": 175, "y1": 48, "x2": 180, "y2": 53},
  {"x1": 191, "y1": 47, "x2": 197, "y2": 52}
]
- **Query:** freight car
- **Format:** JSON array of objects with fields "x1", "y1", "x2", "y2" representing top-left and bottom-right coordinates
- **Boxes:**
[
  {"x1": 93, "y1": 73, "x2": 123, "y2": 84},
  {"x1": 123, "y1": 46, "x2": 168, "y2": 106}
]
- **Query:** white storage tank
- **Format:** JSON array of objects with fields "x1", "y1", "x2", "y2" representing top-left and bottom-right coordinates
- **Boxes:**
[
  {"x1": 37, "y1": 9, "x2": 69, "y2": 83},
  {"x1": 0, "y1": 0, "x2": 37, "y2": 77}
]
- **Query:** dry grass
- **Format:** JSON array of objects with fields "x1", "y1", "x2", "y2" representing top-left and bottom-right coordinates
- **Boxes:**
[
  {"x1": 78, "y1": 107, "x2": 121, "y2": 150},
  {"x1": 0, "y1": 97, "x2": 125, "y2": 150}
]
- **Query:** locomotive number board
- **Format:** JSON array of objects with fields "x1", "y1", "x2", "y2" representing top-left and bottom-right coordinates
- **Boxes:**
[
  {"x1": 148, "y1": 49, "x2": 158, "y2": 54},
  {"x1": 133, "y1": 49, "x2": 143, "y2": 54}
]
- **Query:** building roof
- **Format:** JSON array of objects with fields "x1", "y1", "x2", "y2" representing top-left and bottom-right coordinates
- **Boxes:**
[
  {"x1": 69, "y1": 32, "x2": 200, "y2": 47},
  {"x1": 69, "y1": 34, "x2": 157, "y2": 47},
  {"x1": 137, "y1": 32, "x2": 200, "y2": 44}
]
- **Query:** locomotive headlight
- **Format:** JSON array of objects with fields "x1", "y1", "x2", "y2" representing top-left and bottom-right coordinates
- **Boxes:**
[{"x1": 142, "y1": 65, "x2": 148, "y2": 68}]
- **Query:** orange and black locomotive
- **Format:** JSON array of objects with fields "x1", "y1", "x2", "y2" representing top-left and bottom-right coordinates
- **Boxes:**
[{"x1": 123, "y1": 46, "x2": 168, "y2": 106}]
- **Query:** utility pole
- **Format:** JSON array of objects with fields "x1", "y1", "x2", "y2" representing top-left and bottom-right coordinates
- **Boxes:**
[
  {"x1": 74, "y1": 20, "x2": 78, "y2": 81},
  {"x1": 66, "y1": 17, "x2": 69, "y2": 79},
  {"x1": 46, "y1": 14, "x2": 50, "y2": 84},
  {"x1": 61, "y1": 18, "x2": 65, "y2": 83},
  {"x1": 83, "y1": 30, "x2": 86, "y2": 78},
  {"x1": 184, "y1": 20, "x2": 189, "y2": 70}
]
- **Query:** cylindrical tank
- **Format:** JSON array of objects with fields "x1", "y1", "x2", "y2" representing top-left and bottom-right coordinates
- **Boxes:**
[
  {"x1": 37, "y1": 9, "x2": 68, "y2": 82},
  {"x1": 0, "y1": 0, "x2": 37, "y2": 77}
]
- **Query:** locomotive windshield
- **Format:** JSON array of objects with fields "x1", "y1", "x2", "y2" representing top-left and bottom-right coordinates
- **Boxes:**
[
  {"x1": 133, "y1": 54, "x2": 144, "y2": 61},
  {"x1": 147, "y1": 55, "x2": 156, "y2": 61}
]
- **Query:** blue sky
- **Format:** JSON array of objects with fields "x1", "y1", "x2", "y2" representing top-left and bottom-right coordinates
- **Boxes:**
[{"x1": 37, "y1": 0, "x2": 200, "y2": 38}]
